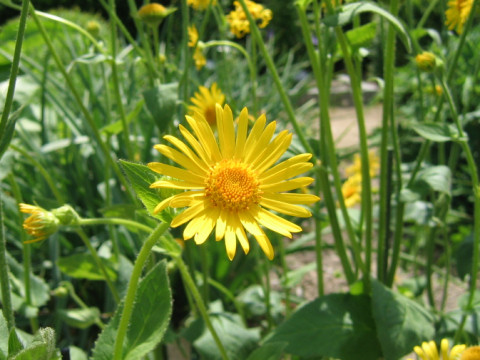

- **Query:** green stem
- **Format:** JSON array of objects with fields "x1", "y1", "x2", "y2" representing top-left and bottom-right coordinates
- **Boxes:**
[
  {"x1": 75, "y1": 228, "x2": 120, "y2": 303},
  {"x1": 79, "y1": 218, "x2": 153, "y2": 233},
  {"x1": 0, "y1": 195, "x2": 15, "y2": 331},
  {"x1": 28, "y1": 5, "x2": 136, "y2": 203},
  {"x1": 0, "y1": 0, "x2": 30, "y2": 156},
  {"x1": 174, "y1": 255, "x2": 230, "y2": 360},
  {"x1": 113, "y1": 222, "x2": 170, "y2": 360},
  {"x1": 277, "y1": 238, "x2": 291, "y2": 316}
]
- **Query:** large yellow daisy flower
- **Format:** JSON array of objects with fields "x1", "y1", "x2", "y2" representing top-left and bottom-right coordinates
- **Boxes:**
[
  {"x1": 148, "y1": 104, "x2": 319, "y2": 260},
  {"x1": 445, "y1": 0, "x2": 474, "y2": 34},
  {"x1": 407, "y1": 339, "x2": 466, "y2": 360},
  {"x1": 187, "y1": 83, "x2": 225, "y2": 127}
]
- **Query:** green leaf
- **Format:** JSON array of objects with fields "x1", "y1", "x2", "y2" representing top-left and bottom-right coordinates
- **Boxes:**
[
  {"x1": 246, "y1": 342, "x2": 287, "y2": 360},
  {"x1": 416, "y1": 165, "x2": 452, "y2": 196},
  {"x1": 119, "y1": 160, "x2": 174, "y2": 222},
  {"x1": 8, "y1": 329, "x2": 23, "y2": 358},
  {"x1": 0, "y1": 312, "x2": 7, "y2": 359},
  {"x1": 57, "y1": 307, "x2": 101, "y2": 329},
  {"x1": 92, "y1": 260, "x2": 172, "y2": 360},
  {"x1": 280, "y1": 262, "x2": 316, "y2": 289},
  {"x1": 345, "y1": 22, "x2": 377, "y2": 50},
  {"x1": 322, "y1": 2, "x2": 411, "y2": 52},
  {"x1": 371, "y1": 280, "x2": 435, "y2": 360},
  {"x1": 411, "y1": 123, "x2": 460, "y2": 142},
  {"x1": 57, "y1": 253, "x2": 117, "y2": 281},
  {"x1": 99, "y1": 99, "x2": 145, "y2": 136},
  {"x1": 187, "y1": 313, "x2": 260, "y2": 360},
  {"x1": 143, "y1": 83, "x2": 178, "y2": 132},
  {"x1": 265, "y1": 293, "x2": 382, "y2": 360}
]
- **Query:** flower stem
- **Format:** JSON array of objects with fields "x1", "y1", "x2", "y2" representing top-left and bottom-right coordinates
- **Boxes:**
[
  {"x1": 75, "y1": 228, "x2": 120, "y2": 303},
  {"x1": 174, "y1": 255, "x2": 230, "y2": 360},
  {"x1": 113, "y1": 221, "x2": 171, "y2": 360},
  {"x1": 0, "y1": 0, "x2": 30, "y2": 160},
  {"x1": 0, "y1": 195, "x2": 15, "y2": 331},
  {"x1": 78, "y1": 218, "x2": 154, "y2": 233}
]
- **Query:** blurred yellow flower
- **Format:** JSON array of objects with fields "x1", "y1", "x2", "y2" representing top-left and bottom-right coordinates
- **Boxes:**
[
  {"x1": 341, "y1": 174, "x2": 362, "y2": 208},
  {"x1": 445, "y1": 0, "x2": 474, "y2": 34},
  {"x1": 188, "y1": 25, "x2": 206, "y2": 70},
  {"x1": 461, "y1": 346, "x2": 480, "y2": 360},
  {"x1": 188, "y1": 83, "x2": 225, "y2": 127},
  {"x1": 188, "y1": 25, "x2": 199, "y2": 47},
  {"x1": 20, "y1": 204, "x2": 60, "y2": 243},
  {"x1": 187, "y1": 0, "x2": 216, "y2": 11},
  {"x1": 407, "y1": 339, "x2": 466, "y2": 360},
  {"x1": 148, "y1": 104, "x2": 319, "y2": 260},
  {"x1": 345, "y1": 151, "x2": 380, "y2": 178},
  {"x1": 193, "y1": 48, "x2": 206, "y2": 70},
  {"x1": 226, "y1": 0, "x2": 273, "y2": 38}
]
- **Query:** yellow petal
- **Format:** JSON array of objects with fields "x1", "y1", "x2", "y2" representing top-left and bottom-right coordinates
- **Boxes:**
[
  {"x1": 234, "y1": 107, "x2": 249, "y2": 159},
  {"x1": 153, "y1": 195, "x2": 174, "y2": 214},
  {"x1": 161, "y1": 136, "x2": 209, "y2": 172},
  {"x1": 171, "y1": 202, "x2": 205, "y2": 228},
  {"x1": 260, "y1": 153, "x2": 312, "y2": 180},
  {"x1": 216, "y1": 211, "x2": 227, "y2": 241},
  {"x1": 178, "y1": 124, "x2": 213, "y2": 164},
  {"x1": 253, "y1": 207, "x2": 302, "y2": 237},
  {"x1": 193, "y1": 208, "x2": 218, "y2": 244},
  {"x1": 264, "y1": 192, "x2": 320, "y2": 205},
  {"x1": 260, "y1": 162, "x2": 313, "y2": 184},
  {"x1": 224, "y1": 224, "x2": 237, "y2": 260},
  {"x1": 230, "y1": 214, "x2": 250, "y2": 254},
  {"x1": 242, "y1": 114, "x2": 266, "y2": 161},
  {"x1": 169, "y1": 192, "x2": 204, "y2": 208},
  {"x1": 259, "y1": 198, "x2": 312, "y2": 217},
  {"x1": 217, "y1": 104, "x2": 235, "y2": 159},
  {"x1": 185, "y1": 115, "x2": 222, "y2": 162},
  {"x1": 260, "y1": 177, "x2": 314, "y2": 192},
  {"x1": 148, "y1": 162, "x2": 205, "y2": 184},
  {"x1": 245, "y1": 121, "x2": 276, "y2": 163},
  {"x1": 238, "y1": 211, "x2": 274, "y2": 259},
  {"x1": 251, "y1": 130, "x2": 291, "y2": 172},
  {"x1": 150, "y1": 180, "x2": 202, "y2": 190}
]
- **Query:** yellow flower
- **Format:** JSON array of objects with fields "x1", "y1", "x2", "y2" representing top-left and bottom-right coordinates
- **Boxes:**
[
  {"x1": 86, "y1": 21, "x2": 101, "y2": 37},
  {"x1": 345, "y1": 151, "x2": 380, "y2": 178},
  {"x1": 409, "y1": 339, "x2": 466, "y2": 360},
  {"x1": 19, "y1": 204, "x2": 60, "y2": 244},
  {"x1": 445, "y1": 0, "x2": 474, "y2": 34},
  {"x1": 341, "y1": 174, "x2": 362, "y2": 208},
  {"x1": 226, "y1": 0, "x2": 273, "y2": 38},
  {"x1": 187, "y1": 0, "x2": 216, "y2": 11},
  {"x1": 193, "y1": 48, "x2": 206, "y2": 70},
  {"x1": 148, "y1": 104, "x2": 320, "y2": 260},
  {"x1": 188, "y1": 83, "x2": 225, "y2": 127},
  {"x1": 461, "y1": 346, "x2": 480, "y2": 360},
  {"x1": 188, "y1": 25, "x2": 199, "y2": 47},
  {"x1": 415, "y1": 52, "x2": 437, "y2": 72}
]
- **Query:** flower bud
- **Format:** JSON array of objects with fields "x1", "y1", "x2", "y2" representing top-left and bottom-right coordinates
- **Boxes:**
[
  {"x1": 51, "y1": 205, "x2": 80, "y2": 226},
  {"x1": 19, "y1": 204, "x2": 60, "y2": 243},
  {"x1": 138, "y1": 3, "x2": 176, "y2": 27},
  {"x1": 86, "y1": 20, "x2": 101, "y2": 37},
  {"x1": 415, "y1": 52, "x2": 436, "y2": 72}
]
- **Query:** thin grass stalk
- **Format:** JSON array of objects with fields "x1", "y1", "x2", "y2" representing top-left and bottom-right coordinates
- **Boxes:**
[
  {"x1": 295, "y1": 2, "x2": 357, "y2": 284},
  {"x1": 0, "y1": 195, "x2": 14, "y2": 331},
  {"x1": 175, "y1": 255, "x2": 230, "y2": 360},
  {"x1": 113, "y1": 222, "x2": 171, "y2": 360},
  {"x1": 277, "y1": 238, "x2": 291, "y2": 316},
  {"x1": 28, "y1": 5, "x2": 136, "y2": 203},
  {"x1": 0, "y1": 0, "x2": 30, "y2": 159},
  {"x1": 181, "y1": 0, "x2": 190, "y2": 107},
  {"x1": 439, "y1": 77, "x2": 480, "y2": 341},
  {"x1": 334, "y1": 27, "x2": 373, "y2": 288},
  {"x1": 199, "y1": 245, "x2": 210, "y2": 304},
  {"x1": 108, "y1": 0, "x2": 133, "y2": 159},
  {"x1": 78, "y1": 218, "x2": 154, "y2": 233}
]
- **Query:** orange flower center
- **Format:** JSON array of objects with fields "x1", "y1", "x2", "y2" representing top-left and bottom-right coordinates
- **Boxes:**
[
  {"x1": 461, "y1": 346, "x2": 480, "y2": 360},
  {"x1": 205, "y1": 160, "x2": 260, "y2": 212}
]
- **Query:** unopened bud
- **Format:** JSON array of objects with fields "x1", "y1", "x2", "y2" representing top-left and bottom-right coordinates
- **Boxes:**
[{"x1": 415, "y1": 52, "x2": 436, "y2": 72}]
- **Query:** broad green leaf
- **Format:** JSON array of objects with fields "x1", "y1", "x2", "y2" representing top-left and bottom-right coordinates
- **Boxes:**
[
  {"x1": 455, "y1": 232, "x2": 473, "y2": 280},
  {"x1": 69, "y1": 346, "x2": 88, "y2": 360},
  {"x1": 187, "y1": 313, "x2": 260, "y2": 360},
  {"x1": 416, "y1": 165, "x2": 452, "y2": 196},
  {"x1": 11, "y1": 328, "x2": 59, "y2": 360},
  {"x1": 403, "y1": 201, "x2": 434, "y2": 226},
  {"x1": 322, "y1": 2, "x2": 412, "y2": 52},
  {"x1": 411, "y1": 123, "x2": 460, "y2": 142},
  {"x1": 57, "y1": 307, "x2": 101, "y2": 329},
  {"x1": 119, "y1": 160, "x2": 174, "y2": 222},
  {"x1": 92, "y1": 261, "x2": 172, "y2": 360},
  {"x1": 0, "y1": 313, "x2": 7, "y2": 359},
  {"x1": 371, "y1": 280, "x2": 435, "y2": 360},
  {"x1": 8, "y1": 329, "x2": 23, "y2": 358},
  {"x1": 280, "y1": 262, "x2": 316, "y2": 289},
  {"x1": 265, "y1": 293, "x2": 382, "y2": 360},
  {"x1": 57, "y1": 253, "x2": 117, "y2": 281},
  {"x1": 345, "y1": 22, "x2": 377, "y2": 50},
  {"x1": 246, "y1": 342, "x2": 287, "y2": 360},
  {"x1": 143, "y1": 83, "x2": 178, "y2": 132}
]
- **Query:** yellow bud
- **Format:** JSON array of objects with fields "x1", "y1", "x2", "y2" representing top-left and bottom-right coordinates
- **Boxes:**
[
  {"x1": 138, "y1": 3, "x2": 176, "y2": 27},
  {"x1": 19, "y1": 204, "x2": 60, "y2": 244},
  {"x1": 86, "y1": 20, "x2": 101, "y2": 37},
  {"x1": 415, "y1": 52, "x2": 436, "y2": 72}
]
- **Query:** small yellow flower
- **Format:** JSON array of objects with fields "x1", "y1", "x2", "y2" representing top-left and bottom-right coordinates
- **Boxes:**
[
  {"x1": 19, "y1": 204, "x2": 60, "y2": 244},
  {"x1": 188, "y1": 83, "x2": 225, "y2": 127},
  {"x1": 415, "y1": 52, "x2": 437, "y2": 72},
  {"x1": 341, "y1": 174, "x2": 362, "y2": 208},
  {"x1": 345, "y1": 151, "x2": 380, "y2": 178},
  {"x1": 148, "y1": 104, "x2": 320, "y2": 260},
  {"x1": 193, "y1": 48, "x2": 206, "y2": 70},
  {"x1": 188, "y1": 25, "x2": 199, "y2": 47},
  {"x1": 445, "y1": 0, "x2": 474, "y2": 34},
  {"x1": 226, "y1": 0, "x2": 273, "y2": 38},
  {"x1": 138, "y1": 3, "x2": 175, "y2": 26},
  {"x1": 86, "y1": 21, "x2": 101, "y2": 37},
  {"x1": 187, "y1": 0, "x2": 216, "y2": 11},
  {"x1": 460, "y1": 346, "x2": 480, "y2": 360},
  {"x1": 410, "y1": 339, "x2": 466, "y2": 360}
]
